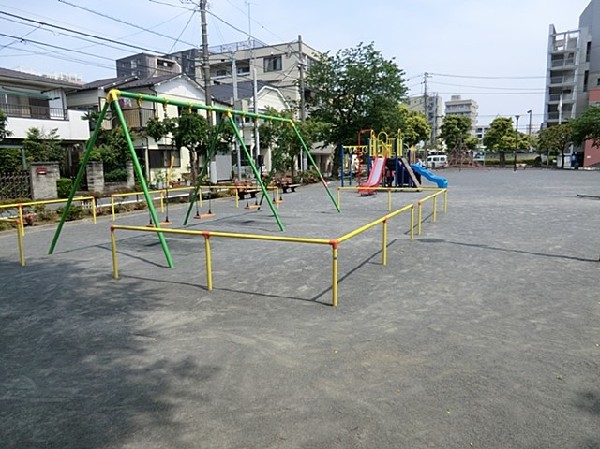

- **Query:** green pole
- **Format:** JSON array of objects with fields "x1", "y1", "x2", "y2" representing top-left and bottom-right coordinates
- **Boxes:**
[
  {"x1": 290, "y1": 122, "x2": 340, "y2": 213},
  {"x1": 112, "y1": 99, "x2": 174, "y2": 268},
  {"x1": 183, "y1": 118, "x2": 226, "y2": 225},
  {"x1": 49, "y1": 101, "x2": 110, "y2": 254},
  {"x1": 228, "y1": 114, "x2": 285, "y2": 231}
]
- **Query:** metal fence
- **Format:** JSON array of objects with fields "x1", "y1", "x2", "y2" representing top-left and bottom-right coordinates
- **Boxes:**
[{"x1": 0, "y1": 171, "x2": 31, "y2": 200}]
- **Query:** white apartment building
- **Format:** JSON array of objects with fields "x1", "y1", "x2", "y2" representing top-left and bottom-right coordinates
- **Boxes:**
[
  {"x1": 407, "y1": 94, "x2": 443, "y2": 141},
  {"x1": 444, "y1": 95, "x2": 479, "y2": 135}
]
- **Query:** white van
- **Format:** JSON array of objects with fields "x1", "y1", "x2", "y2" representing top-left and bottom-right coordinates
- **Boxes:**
[{"x1": 426, "y1": 154, "x2": 448, "y2": 169}]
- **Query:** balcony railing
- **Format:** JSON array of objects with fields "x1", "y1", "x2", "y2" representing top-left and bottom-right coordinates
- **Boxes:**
[
  {"x1": 111, "y1": 108, "x2": 156, "y2": 129},
  {"x1": 1, "y1": 103, "x2": 68, "y2": 120},
  {"x1": 548, "y1": 93, "x2": 575, "y2": 102},
  {"x1": 550, "y1": 76, "x2": 575, "y2": 85},
  {"x1": 551, "y1": 58, "x2": 576, "y2": 68}
]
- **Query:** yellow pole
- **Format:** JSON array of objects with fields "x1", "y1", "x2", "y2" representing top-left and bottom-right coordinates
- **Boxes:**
[
  {"x1": 433, "y1": 195, "x2": 438, "y2": 223},
  {"x1": 17, "y1": 221, "x2": 24, "y2": 267},
  {"x1": 91, "y1": 197, "x2": 97, "y2": 224},
  {"x1": 18, "y1": 205, "x2": 24, "y2": 237},
  {"x1": 331, "y1": 242, "x2": 338, "y2": 307},
  {"x1": 410, "y1": 206, "x2": 414, "y2": 240},
  {"x1": 204, "y1": 234, "x2": 213, "y2": 291},
  {"x1": 387, "y1": 189, "x2": 391, "y2": 211},
  {"x1": 111, "y1": 196, "x2": 116, "y2": 222},
  {"x1": 111, "y1": 227, "x2": 119, "y2": 279},
  {"x1": 418, "y1": 202, "x2": 422, "y2": 235},
  {"x1": 160, "y1": 191, "x2": 164, "y2": 212},
  {"x1": 382, "y1": 219, "x2": 387, "y2": 266},
  {"x1": 443, "y1": 190, "x2": 448, "y2": 213},
  {"x1": 337, "y1": 188, "x2": 341, "y2": 211},
  {"x1": 235, "y1": 188, "x2": 239, "y2": 208}
]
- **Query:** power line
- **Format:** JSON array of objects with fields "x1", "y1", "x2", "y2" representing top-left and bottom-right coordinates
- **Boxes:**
[
  {"x1": 430, "y1": 80, "x2": 545, "y2": 92},
  {"x1": 167, "y1": 9, "x2": 197, "y2": 53},
  {"x1": 223, "y1": 0, "x2": 286, "y2": 42},
  {"x1": 430, "y1": 72, "x2": 545, "y2": 80},
  {"x1": 0, "y1": 10, "x2": 160, "y2": 54},
  {"x1": 57, "y1": 0, "x2": 198, "y2": 48}
]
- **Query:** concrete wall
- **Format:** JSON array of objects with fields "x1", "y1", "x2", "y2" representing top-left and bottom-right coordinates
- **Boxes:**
[
  {"x1": 30, "y1": 162, "x2": 58, "y2": 200},
  {"x1": 86, "y1": 161, "x2": 104, "y2": 194}
]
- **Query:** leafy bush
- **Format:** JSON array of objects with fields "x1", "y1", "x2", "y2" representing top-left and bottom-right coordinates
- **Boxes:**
[
  {"x1": 56, "y1": 178, "x2": 73, "y2": 198},
  {"x1": 105, "y1": 168, "x2": 128, "y2": 182},
  {"x1": 56, "y1": 205, "x2": 84, "y2": 221},
  {"x1": 33, "y1": 204, "x2": 55, "y2": 222}
]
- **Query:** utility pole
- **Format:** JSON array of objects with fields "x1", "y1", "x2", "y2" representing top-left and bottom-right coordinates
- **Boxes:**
[
  {"x1": 200, "y1": 0, "x2": 212, "y2": 125},
  {"x1": 232, "y1": 54, "x2": 242, "y2": 180},
  {"x1": 298, "y1": 35, "x2": 306, "y2": 172}
]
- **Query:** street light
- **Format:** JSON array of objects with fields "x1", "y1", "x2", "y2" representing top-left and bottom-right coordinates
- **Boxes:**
[
  {"x1": 527, "y1": 109, "x2": 533, "y2": 136},
  {"x1": 514, "y1": 115, "x2": 520, "y2": 172}
]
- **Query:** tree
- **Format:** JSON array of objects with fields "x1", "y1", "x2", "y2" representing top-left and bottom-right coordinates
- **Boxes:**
[
  {"x1": 537, "y1": 123, "x2": 573, "y2": 166},
  {"x1": 440, "y1": 115, "x2": 472, "y2": 151},
  {"x1": 305, "y1": 42, "x2": 408, "y2": 173},
  {"x1": 570, "y1": 105, "x2": 600, "y2": 147},
  {"x1": 483, "y1": 117, "x2": 528, "y2": 167},
  {"x1": 383, "y1": 105, "x2": 431, "y2": 148},
  {"x1": 0, "y1": 109, "x2": 11, "y2": 141},
  {"x1": 22, "y1": 127, "x2": 64, "y2": 168}
]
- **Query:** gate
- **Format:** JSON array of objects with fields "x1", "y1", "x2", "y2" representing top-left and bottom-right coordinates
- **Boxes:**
[{"x1": 0, "y1": 171, "x2": 31, "y2": 199}]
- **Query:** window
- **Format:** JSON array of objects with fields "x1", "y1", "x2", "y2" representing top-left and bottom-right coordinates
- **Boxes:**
[
  {"x1": 584, "y1": 70, "x2": 589, "y2": 92},
  {"x1": 586, "y1": 41, "x2": 592, "y2": 63},
  {"x1": 149, "y1": 148, "x2": 181, "y2": 169},
  {"x1": 215, "y1": 69, "x2": 228, "y2": 77},
  {"x1": 263, "y1": 55, "x2": 282, "y2": 72}
]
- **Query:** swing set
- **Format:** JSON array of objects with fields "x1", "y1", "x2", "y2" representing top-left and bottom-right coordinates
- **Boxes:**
[{"x1": 48, "y1": 89, "x2": 340, "y2": 267}]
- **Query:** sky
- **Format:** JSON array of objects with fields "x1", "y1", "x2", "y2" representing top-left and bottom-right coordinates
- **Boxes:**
[{"x1": 0, "y1": 0, "x2": 593, "y2": 129}]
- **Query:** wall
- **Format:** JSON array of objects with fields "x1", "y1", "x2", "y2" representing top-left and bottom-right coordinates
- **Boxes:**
[
  {"x1": 7, "y1": 110, "x2": 90, "y2": 140},
  {"x1": 30, "y1": 162, "x2": 58, "y2": 200}
]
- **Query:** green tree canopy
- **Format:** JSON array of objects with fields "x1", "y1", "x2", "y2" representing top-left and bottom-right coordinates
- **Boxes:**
[
  {"x1": 383, "y1": 105, "x2": 431, "y2": 148},
  {"x1": 537, "y1": 123, "x2": 573, "y2": 156},
  {"x1": 570, "y1": 105, "x2": 600, "y2": 147},
  {"x1": 305, "y1": 42, "x2": 408, "y2": 151},
  {"x1": 0, "y1": 109, "x2": 11, "y2": 141},
  {"x1": 483, "y1": 117, "x2": 530, "y2": 166},
  {"x1": 22, "y1": 127, "x2": 63, "y2": 167},
  {"x1": 440, "y1": 115, "x2": 472, "y2": 151}
]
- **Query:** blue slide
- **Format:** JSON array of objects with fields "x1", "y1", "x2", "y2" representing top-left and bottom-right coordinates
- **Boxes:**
[{"x1": 411, "y1": 165, "x2": 448, "y2": 188}]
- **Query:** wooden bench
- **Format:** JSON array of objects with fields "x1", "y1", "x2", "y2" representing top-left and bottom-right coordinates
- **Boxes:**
[
  {"x1": 276, "y1": 177, "x2": 301, "y2": 194},
  {"x1": 237, "y1": 189, "x2": 260, "y2": 200}
]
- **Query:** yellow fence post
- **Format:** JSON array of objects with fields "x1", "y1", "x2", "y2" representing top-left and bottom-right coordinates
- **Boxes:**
[
  {"x1": 433, "y1": 195, "x2": 438, "y2": 223},
  {"x1": 337, "y1": 188, "x2": 341, "y2": 212},
  {"x1": 91, "y1": 197, "x2": 97, "y2": 224},
  {"x1": 331, "y1": 241, "x2": 338, "y2": 307},
  {"x1": 381, "y1": 219, "x2": 388, "y2": 266},
  {"x1": 111, "y1": 226, "x2": 119, "y2": 279},
  {"x1": 387, "y1": 190, "x2": 392, "y2": 211},
  {"x1": 443, "y1": 189, "x2": 448, "y2": 213},
  {"x1": 159, "y1": 191, "x2": 164, "y2": 213},
  {"x1": 111, "y1": 196, "x2": 116, "y2": 222},
  {"x1": 410, "y1": 205, "x2": 414, "y2": 240},
  {"x1": 418, "y1": 201, "x2": 423, "y2": 235},
  {"x1": 235, "y1": 188, "x2": 239, "y2": 208},
  {"x1": 16, "y1": 220, "x2": 24, "y2": 266},
  {"x1": 204, "y1": 232, "x2": 213, "y2": 291},
  {"x1": 18, "y1": 205, "x2": 24, "y2": 237}
]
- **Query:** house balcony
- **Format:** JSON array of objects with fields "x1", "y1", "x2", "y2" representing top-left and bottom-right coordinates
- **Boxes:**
[
  {"x1": 548, "y1": 93, "x2": 575, "y2": 103},
  {"x1": 6, "y1": 109, "x2": 90, "y2": 141},
  {"x1": 549, "y1": 75, "x2": 576, "y2": 86},
  {"x1": 2, "y1": 102, "x2": 68, "y2": 121},
  {"x1": 112, "y1": 108, "x2": 157, "y2": 130}
]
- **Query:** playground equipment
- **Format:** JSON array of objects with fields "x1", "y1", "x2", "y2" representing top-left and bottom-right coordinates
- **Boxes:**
[
  {"x1": 340, "y1": 130, "x2": 425, "y2": 190},
  {"x1": 411, "y1": 164, "x2": 448, "y2": 188},
  {"x1": 49, "y1": 89, "x2": 340, "y2": 267}
]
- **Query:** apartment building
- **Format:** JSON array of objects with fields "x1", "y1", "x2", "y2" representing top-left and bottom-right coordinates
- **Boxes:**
[
  {"x1": 444, "y1": 95, "x2": 478, "y2": 135},
  {"x1": 116, "y1": 53, "x2": 182, "y2": 80},
  {"x1": 406, "y1": 94, "x2": 443, "y2": 141},
  {"x1": 544, "y1": 0, "x2": 600, "y2": 167}
]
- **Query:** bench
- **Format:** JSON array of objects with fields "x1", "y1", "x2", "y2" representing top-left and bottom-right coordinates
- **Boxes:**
[
  {"x1": 237, "y1": 189, "x2": 260, "y2": 200},
  {"x1": 276, "y1": 177, "x2": 301, "y2": 194}
]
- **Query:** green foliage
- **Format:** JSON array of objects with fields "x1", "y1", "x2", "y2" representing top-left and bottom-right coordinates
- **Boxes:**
[
  {"x1": 56, "y1": 205, "x2": 84, "y2": 221},
  {"x1": 440, "y1": 116, "x2": 472, "y2": 151},
  {"x1": 305, "y1": 42, "x2": 408, "y2": 148},
  {"x1": 537, "y1": 123, "x2": 573, "y2": 155},
  {"x1": 56, "y1": 178, "x2": 73, "y2": 198},
  {"x1": 0, "y1": 148, "x2": 23, "y2": 171},
  {"x1": 570, "y1": 105, "x2": 600, "y2": 147},
  {"x1": 22, "y1": 127, "x2": 63, "y2": 167},
  {"x1": 0, "y1": 109, "x2": 12, "y2": 141},
  {"x1": 105, "y1": 168, "x2": 128, "y2": 182},
  {"x1": 383, "y1": 105, "x2": 431, "y2": 147}
]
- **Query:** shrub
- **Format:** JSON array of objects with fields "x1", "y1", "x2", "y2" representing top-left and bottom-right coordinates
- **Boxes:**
[
  {"x1": 56, "y1": 205, "x2": 84, "y2": 221},
  {"x1": 56, "y1": 178, "x2": 73, "y2": 198},
  {"x1": 105, "y1": 168, "x2": 128, "y2": 182},
  {"x1": 34, "y1": 204, "x2": 56, "y2": 222}
]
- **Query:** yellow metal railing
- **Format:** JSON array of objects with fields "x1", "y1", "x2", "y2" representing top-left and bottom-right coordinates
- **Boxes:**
[
  {"x1": 0, "y1": 218, "x2": 25, "y2": 266},
  {"x1": 336, "y1": 186, "x2": 445, "y2": 212},
  {"x1": 0, "y1": 196, "x2": 97, "y2": 236},
  {"x1": 417, "y1": 190, "x2": 447, "y2": 235},
  {"x1": 110, "y1": 189, "x2": 166, "y2": 221},
  {"x1": 110, "y1": 204, "x2": 414, "y2": 308}
]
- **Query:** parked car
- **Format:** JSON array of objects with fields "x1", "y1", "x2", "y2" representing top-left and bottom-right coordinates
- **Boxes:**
[{"x1": 426, "y1": 154, "x2": 448, "y2": 168}]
